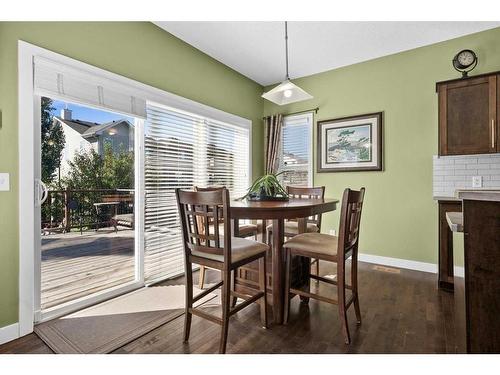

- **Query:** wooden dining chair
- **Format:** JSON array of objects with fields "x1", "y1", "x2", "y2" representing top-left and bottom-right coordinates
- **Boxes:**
[
  {"x1": 266, "y1": 186, "x2": 325, "y2": 275},
  {"x1": 283, "y1": 187, "x2": 365, "y2": 344},
  {"x1": 176, "y1": 188, "x2": 268, "y2": 354},
  {"x1": 194, "y1": 186, "x2": 259, "y2": 289}
]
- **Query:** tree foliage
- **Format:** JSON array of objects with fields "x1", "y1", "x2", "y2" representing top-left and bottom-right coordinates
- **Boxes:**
[
  {"x1": 41, "y1": 97, "x2": 65, "y2": 184},
  {"x1": 62, "y1": 143, "x2": 134, "y2": 190}
]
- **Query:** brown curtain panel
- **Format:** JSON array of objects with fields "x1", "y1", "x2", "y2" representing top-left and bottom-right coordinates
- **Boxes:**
[{"x1": 264, "y1": 114, "x2": 283, "y2": 174}]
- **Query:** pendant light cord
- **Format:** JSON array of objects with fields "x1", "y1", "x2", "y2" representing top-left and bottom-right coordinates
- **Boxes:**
[{"x1": 285, "y1": 21, "x2": 289, "y2": 80}]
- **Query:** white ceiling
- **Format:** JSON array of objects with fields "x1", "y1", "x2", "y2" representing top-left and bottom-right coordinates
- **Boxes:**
[{"x1": 155, "y1": 21, "x2": 500, "y2": 86}]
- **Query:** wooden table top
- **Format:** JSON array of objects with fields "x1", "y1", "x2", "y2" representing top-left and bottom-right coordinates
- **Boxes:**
[{"x1": 230, "y1": 198, "x2": 339, "y2": 220}]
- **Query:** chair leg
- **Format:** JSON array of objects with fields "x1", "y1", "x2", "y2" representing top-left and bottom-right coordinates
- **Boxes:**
[
  {"x1": 219, "y1": 270, "x2": 231, "y2": 354},
  {"x1": 300, "y1": 256, "x2": 310, "y2": 305},
  {"x1": 351, "y1": 253, "x2": 362, "y2": 325},
  {"x1": 337, "y1": 260, "x2": 351, "y2": 345},
  {"x1": 283, "y1": 249, "x2": 292, "y2": 324},
  {"x1": 260, "y1": 220, "x2": 267, "y2": 243},
  {"x1": 231, "y1": 269, "x2": 238, "y2": 308},
  {"x1": 259, "y1": 256, "x2": 268, "y2": 329},
  {"x1": 184, "y1": 261, "x2": 194, "y2": 343},
  {"x1": 198, "y1": 266, "x2": 206, "y2": 289},
  {"x1": 316, "y1": 258, "x2": 320, "y2": 276}
]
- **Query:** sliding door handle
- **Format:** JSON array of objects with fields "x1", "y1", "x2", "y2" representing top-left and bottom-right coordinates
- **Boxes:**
[
  {"x1": 39, "y1": 180, "x2": 49, "y2": 205},
  {"x1": 35, "y1": 179, "x2": 49, "y2": 206}
]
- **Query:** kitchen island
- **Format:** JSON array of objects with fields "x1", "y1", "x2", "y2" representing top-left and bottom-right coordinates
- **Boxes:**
[{"x1": 445, "y1": 190, "x2": 500, "y2": 353}]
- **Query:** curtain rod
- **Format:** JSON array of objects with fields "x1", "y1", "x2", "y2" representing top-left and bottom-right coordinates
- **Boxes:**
[{"x1": 262, "y1": 107, "x2": 319, "y2": 120}]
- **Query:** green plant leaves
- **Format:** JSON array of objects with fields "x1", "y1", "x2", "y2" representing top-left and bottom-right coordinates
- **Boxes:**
[{"x1": 239, "y1": 172, "x2": 288, "y2": 200}]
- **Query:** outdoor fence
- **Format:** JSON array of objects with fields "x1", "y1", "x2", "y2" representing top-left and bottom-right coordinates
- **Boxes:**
[{"x1": 41, "y1": 188, "x2": 134, "y2": 234}]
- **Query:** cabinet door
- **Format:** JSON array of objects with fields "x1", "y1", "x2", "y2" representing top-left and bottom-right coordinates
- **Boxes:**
[{"x1": 439, "y1": 75, "x2": 497, "y2": 155}]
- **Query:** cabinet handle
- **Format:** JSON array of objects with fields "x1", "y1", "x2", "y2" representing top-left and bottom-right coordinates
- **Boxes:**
[
  {"x1": 491, "y1": 118, "x2": 496, "y2": 148},
  {"x1": 493, "y1": 119, "x2": 496, "y2": 149}
]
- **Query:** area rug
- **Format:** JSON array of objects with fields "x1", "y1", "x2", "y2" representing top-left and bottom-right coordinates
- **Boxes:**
[{"x1": 35, "y1": 284, "x2": 218, "y2": 354}]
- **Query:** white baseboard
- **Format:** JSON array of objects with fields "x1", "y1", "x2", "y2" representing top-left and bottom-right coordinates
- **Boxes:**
[
  {"x1": 359, "y1": 253, "x2": 438, "y2": 274},
  {"x1": 0, "y1": 323, "x2": 19, "y2": 345},
  {"x1": 359, "y1": 253, "x2": 466, "y2": 278}
]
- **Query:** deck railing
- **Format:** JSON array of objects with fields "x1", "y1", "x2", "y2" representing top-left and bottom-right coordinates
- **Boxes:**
[{"x1": 41, "y1": 188, "x2": 134, "y2": 234}]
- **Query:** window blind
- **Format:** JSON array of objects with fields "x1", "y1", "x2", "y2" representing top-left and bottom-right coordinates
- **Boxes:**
[
  {"x1": 34, "y1": 56, "x2": 147, "y2": 119},
  {"x1": 278, "y1": 113, "x2": 313, "y2": 187},
  {"x1": 144, "y1": 103, "x2": 250, "y2": 283}
]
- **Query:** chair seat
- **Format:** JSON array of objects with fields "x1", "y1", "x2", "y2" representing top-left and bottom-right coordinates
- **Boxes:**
[
  {"x1": 283, "y1": 233, "x2": 338, "y2": 261},
  {"x1": 209, "y1": 223, "x2": 258, "y2": 237},
  {"x1": 266, "y1": 221, "x2": 319, "y2": 235},
  {"x1": 191, "y1": 236, "x2": 268, "y2": 264},
  {"x1": 112, "y1": 213, "x2": 134, "y2": 227}
]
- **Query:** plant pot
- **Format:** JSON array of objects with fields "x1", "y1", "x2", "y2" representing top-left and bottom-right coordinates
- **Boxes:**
[{"x1": 247, "y1": 190, "x2": 289, "y2": 201}]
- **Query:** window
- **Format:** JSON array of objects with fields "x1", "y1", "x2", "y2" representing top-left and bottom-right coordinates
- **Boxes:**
[
  {"x1": 143, "y1": 102, "x2": 250, "y2": 282},
  {"x1": 278, "y1": 112, "x2": 313, "y2": 187}
]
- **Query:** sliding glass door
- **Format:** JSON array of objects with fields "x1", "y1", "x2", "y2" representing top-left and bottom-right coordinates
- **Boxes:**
[
  {"x1": 34, "y1": 96, "x2": 144, "y2": 321},
  {"x1": 143, "y1": 102, "x2": 250, "y2": 283},
  {"x1": 27, "y1": 47, "x2": 251, "y2": 324},
  {"x1": 20, "y1": 44, "x2": 252, "y2": 332}
]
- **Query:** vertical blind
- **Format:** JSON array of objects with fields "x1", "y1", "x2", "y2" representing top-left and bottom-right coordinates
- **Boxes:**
[
  {"x1": 144, "y1": 103, "x2": 250, "y2": 283},
  {"x1": 278, "y1": 113, "x2": 313, "y2": 187}
]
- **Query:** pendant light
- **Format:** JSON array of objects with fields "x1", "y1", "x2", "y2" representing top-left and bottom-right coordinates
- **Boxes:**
[{"x1": 262, "y1": 21, "x2": 313, "y2": 105}]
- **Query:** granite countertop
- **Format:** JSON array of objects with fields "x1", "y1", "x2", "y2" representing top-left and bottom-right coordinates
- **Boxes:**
[
  {"x1": 456, "y1": 190, "x2": 500, "y2": 202},
  {"x1": 434, "y1": 189, "x2": 500, "y2": 202}
]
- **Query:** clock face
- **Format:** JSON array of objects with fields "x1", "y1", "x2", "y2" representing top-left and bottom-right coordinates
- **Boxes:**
[
  {"x1": 453, "y1": 49, "x2": 477, "y2": 76},
  {"x1": 457, "y1": 50, "x2": 475, "y2": 67}
]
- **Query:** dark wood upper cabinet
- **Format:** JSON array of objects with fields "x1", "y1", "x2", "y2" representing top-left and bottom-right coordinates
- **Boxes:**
[{"x1": 437, "y1": 73, "x2": 498, "y2": 156}]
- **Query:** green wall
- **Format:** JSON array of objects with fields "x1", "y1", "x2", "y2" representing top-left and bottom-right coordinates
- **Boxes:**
[
  {"x1": 263, "y1": 27, "x2": 500, "y2": 265},
  {"x1": 1, "y1": 22, "x2": 499, "y2": 332},
  {"x1": 0, "y1": 22, "x2": 264, "y2": 328}
]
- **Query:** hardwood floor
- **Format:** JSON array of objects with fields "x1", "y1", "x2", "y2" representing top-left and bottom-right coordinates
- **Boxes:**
[{"x1": 0, "y1": 261, "x2": 460, "y2": 354}]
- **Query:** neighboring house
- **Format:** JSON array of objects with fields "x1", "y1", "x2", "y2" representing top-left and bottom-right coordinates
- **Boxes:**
[
  {"x1": 54, "y1": 108, "x2": 134, "y2": 177},
  {"x1": 279, "y1": 151, "x2": 309, "y2": 186}
]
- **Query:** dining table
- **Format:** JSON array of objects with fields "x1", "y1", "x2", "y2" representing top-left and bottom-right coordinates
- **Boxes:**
[{"x1": 230, "y1": 197, "x2": 339, "y2": 324}]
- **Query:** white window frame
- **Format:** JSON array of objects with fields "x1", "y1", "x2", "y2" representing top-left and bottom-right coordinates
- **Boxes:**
[
  {"x1": 279, "y1": 112, "x2": 314, "y2": 187},
  {"x1": 18, "y1": 41, "x2": 252, "y2": 338}
]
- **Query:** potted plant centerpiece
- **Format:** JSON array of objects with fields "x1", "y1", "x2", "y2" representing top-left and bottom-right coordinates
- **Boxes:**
[{"x1": 241, "y1": 172, "x2": 289, "y2": 201}]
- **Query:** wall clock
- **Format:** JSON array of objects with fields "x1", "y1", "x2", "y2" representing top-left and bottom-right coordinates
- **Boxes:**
[{"x1": 452, "y1": 49, "x2": 478, "y2": 78}]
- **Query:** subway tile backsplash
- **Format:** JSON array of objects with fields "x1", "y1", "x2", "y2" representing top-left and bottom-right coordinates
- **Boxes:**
[{"x1": 433, "y1": 154, "x2": 500, "y2": 197}]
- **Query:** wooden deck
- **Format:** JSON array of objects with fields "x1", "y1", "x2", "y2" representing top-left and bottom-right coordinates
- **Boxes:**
[{"x1": 41, "y1": 229, "x2": 135, "y2": 309}]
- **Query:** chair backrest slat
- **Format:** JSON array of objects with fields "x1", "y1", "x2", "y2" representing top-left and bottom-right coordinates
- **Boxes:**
[
  {"x1": 286, "y1": 186, "x2": 326, "y2": 228},
  {"x1": 213, "y1": 201, "x2": 221, "y2": 248},
  {"x1": 176, "y1": 187, "x2": 232, "y2": 267},
  {"x1": 194, "y1": 186, "x2": 226, "y2": 227},
  {"x1": 191, "y1": 204, "x2": 202, "y2": 246},
  {"x1": 337, "y1": 188, "x2": 365, "y2": 259}
]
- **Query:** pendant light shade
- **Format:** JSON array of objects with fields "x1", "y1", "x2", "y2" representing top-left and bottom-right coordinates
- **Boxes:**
[
  {"x1": 261, "y1": 79, "x2": 313, "y2": 105},
  {"x1": 262, "y1": 21, "x2": 313, "y2": 106}
]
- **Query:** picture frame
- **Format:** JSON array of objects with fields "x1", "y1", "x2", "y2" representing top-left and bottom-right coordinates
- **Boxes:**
[{"x1": 317, "y1": 112, "x2": 383, "y2": 173}]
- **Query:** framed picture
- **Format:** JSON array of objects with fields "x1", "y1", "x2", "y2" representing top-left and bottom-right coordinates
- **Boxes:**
[{"x1": 317, "y1": 112, "x2": 383, "y2": 172}]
